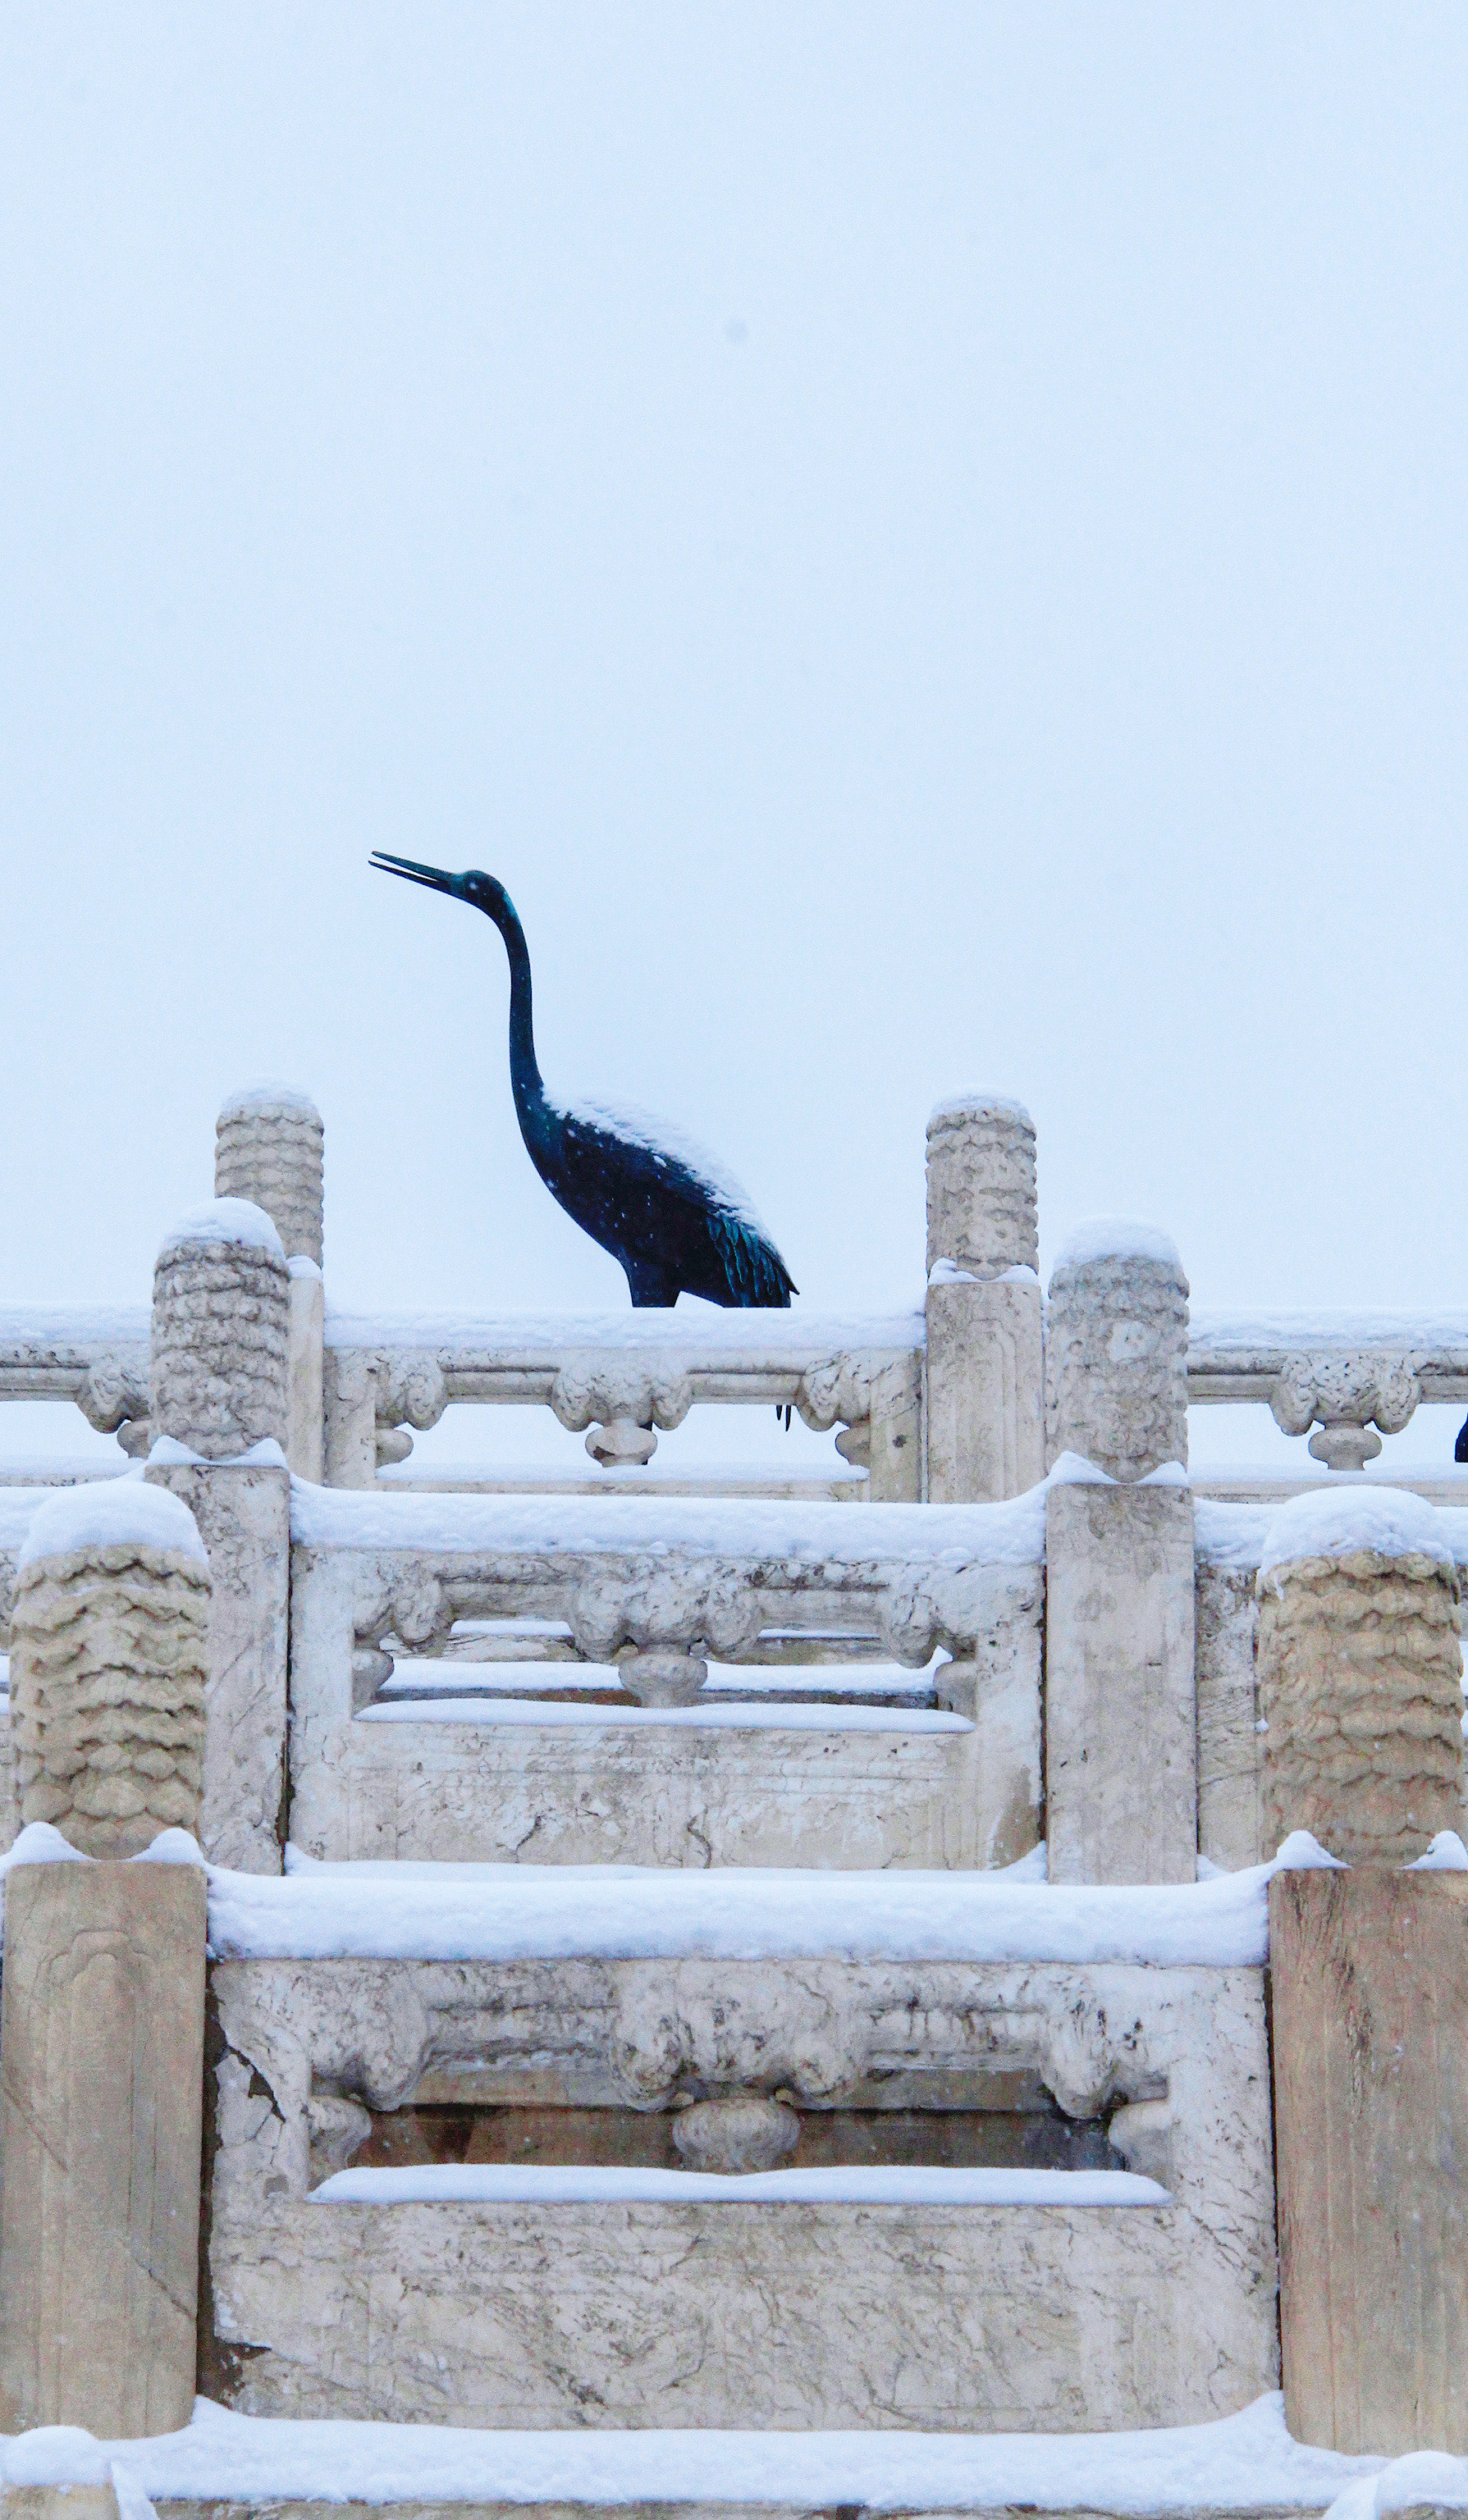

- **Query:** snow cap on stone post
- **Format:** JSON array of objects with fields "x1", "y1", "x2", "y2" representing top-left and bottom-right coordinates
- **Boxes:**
[
  {"x1": 151, "y1": 1197, "x2": 290, "y2": 1459},
  {"x1": 215, "y1": 1082, "x2": 324, "y2": 1267},
  {"x1": 926, "y1": 1093, "x2": 1038, "y2": 1277},
  {"x1": 1255, "y1": 1488, "x2": 1464, "y2": 1866},
  {"x1": 10, "y1": 1480, "x2": 210, "y2": 1856},
  {"x1": 1045, "y1": 1218, "x2": 1189, "y2": 1481}
]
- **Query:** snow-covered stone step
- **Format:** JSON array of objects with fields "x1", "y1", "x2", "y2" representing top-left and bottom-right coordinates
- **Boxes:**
[{"x1": 6, "y1": 2394, "x2": 1452, "y2": 2520}]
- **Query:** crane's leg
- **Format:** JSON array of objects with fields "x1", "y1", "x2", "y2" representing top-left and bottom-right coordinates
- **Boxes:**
[{"x1": 624, "y1": 1259, "x2": 680, "y2": 1308}]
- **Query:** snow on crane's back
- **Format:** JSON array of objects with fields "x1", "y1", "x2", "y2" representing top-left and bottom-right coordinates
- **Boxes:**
[{"x1": 563, "y1": 1095, "x2": 771, "y2": 1236}]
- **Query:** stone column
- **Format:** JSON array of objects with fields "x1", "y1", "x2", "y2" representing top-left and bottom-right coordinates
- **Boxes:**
[
  {"x1": 1255, "y1": 1490, "x2": 1464, "y2": 1866},
  {"x1": 1261, "y1": 1489, "x2": 1468, "y2": 2452},
  {"x1": 215, "y1": 1085, "x2": 325, "y2": 1480},
  {"x1": 1044, "y1": 1223, "x2": 1195, "y2": 1883},
  {"x1": 0, "y1": 1482, "x2": 209, "y2": 2438},
  {"x1": 1272, "y1": 1865, "x2": 1468, "y2": 2452},
  {"x1": 146, "y1": 1198, "x2": 291, "y2": 1870},
  {"x1": 923, "y1": 1095, "x2": 1044, "y2": 1503}
]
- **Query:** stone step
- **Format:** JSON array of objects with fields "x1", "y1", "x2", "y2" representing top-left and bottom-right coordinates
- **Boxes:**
[{"x1": 0, "y1": 2396, "x2": 1425, "y2": 2520}]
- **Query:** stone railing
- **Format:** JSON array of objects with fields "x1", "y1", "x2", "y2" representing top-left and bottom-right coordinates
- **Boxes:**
[
  {"x1": 286, "y1": 1483, "x2": 1046, "y2": 1869},
  {"x1": 291, "y1": 1486, "x2": 1043, "y2": 1713},
  {"x1": 1186, "y1": 1309, "x2": 1468, "y2": 1471},
  {"x1": 0, "y1": 1303, "x2": 152, "y2": 1459},
  {"x1": 8, "y1": 1087, "x2": 1468, "y2": 1511},
  {"x1": 321, "y1": 1307, "x2": 925, "y2": 1493}
]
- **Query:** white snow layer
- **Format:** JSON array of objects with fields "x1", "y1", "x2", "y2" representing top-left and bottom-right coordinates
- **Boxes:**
[
  {"x1": 0, "y1": 1303, "x2": 149, "y2": 1353},
  {"x1": 157, "y1": 1198, "x2": 285, "y2": 1262},
  {"x1": 311, "y1": 2163, "x2": 1166, "y2": 2207},
  {"x1": 217, "y1": 1081, "x2": 321, "y2": 1120},
  {"x1": 926, "y1": 1089, "x2": 1034, "y2": 1133},
  {"x1": 561, "y1": 1094, "x2": 772, "y2": 1237},
  {"x1": 289, "y1": 1479, "x2": 1049, "y2": 1567},
  {"x1": 0, "y1": 1489, "x2": 66, "y2": 1554},
  {"x1": 0, "y1": 2390, "x2": 1411, "y2": 2511},
  {"x1": 210, "y1": 1832, "x2": 1341, "y2": 1965},
  {"x1": 1259, "y1": 1486, "x2": 1457, "y2": 1580},
  {"x1": 1051, "y1": 1217, "x2": 1185, "y2": 1275},
  {"x1": 148, "y1": 1435, "x2": 288, "y2": 1473},
  {"x1": 16, "y1": 1477, "x2": 207, "y2": 1570},
  {"x1": 322, "y1": 1303, "x2": 926, "y2": 1356},
  {"x1": 0, "y1": 1823, "x2": 204, "y2": 1877},
  {"x1": 358, "y1": 1698, "x2": 969, "y2": 1732}
]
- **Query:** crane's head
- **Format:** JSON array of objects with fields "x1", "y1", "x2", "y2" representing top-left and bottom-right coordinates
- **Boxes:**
[{"x1": 370, "y1": 854, "x2": 517, "y2": 933}]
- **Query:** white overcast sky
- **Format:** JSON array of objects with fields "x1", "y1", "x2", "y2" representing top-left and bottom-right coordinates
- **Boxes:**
[{"x1": 3, "y1": 7, "x2": 1466, "y2": 1468}]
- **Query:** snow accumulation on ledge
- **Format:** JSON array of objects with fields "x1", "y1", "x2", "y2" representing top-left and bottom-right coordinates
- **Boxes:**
[
  {"x1": 322, "y1": 1303, "x2": 928, "y2": 1356},
  {"x1": 0, "y1": 2390, "x2": 1447, "y2": 2516},
  {"x1": 287, "y1": 1477, "x2": 1051, "y2": 1563},
  {"x1": 310, "y1": 2163, "x2": 1168, "y2": 2208},
  {"x1": 16, "y1": 1478, "x2": 207, "y2": 1569},
  {"x1": 358, "y1": 1696, "x2": 972, "y2": 1734},
  {"x1": 198, "y1": 1831, "x2": 1370, "y2": 1965}
]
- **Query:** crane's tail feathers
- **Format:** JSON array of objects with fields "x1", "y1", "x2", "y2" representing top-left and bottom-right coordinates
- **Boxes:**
[{"x1": 711, "y1": 1212, "x2": 797, "y2": 1308}]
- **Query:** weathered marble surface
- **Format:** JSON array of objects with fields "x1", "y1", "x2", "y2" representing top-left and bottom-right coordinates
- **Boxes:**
[
  {"x1": 215, "y1": 1088, "x2": 324, "y2": 1270},
  {"x1": 926, "y1": 1097, "x2": 1038, "y2": 1276},
  {"x1": 1271, "y1": 1869, "x2": 1468, "y2": 2453},
  {"x1": 206, "y1": 1954, "x2": 1277, "y2": 2431},
  {"x1": 926, "y1": 1278, "x2": 1044, "y2": 1505},
  {"x1": 0, "y1": 1863, "x2": 206, "y2": 2436},
  {"x1": 146, "y1": 1463, "x2": 289, "y2": 1873},
  {"x1": 1195, "y1": 1560, "x2": 1263, "y2": 1872},
  {"x1": 1257, "y1": 1545, "x2": 1463, "y2": 1865},
  {"x1": 151, "y1": 1212, "x2": 290, "y2": 1461},
  {"x1": 1045, "y1": 1244, "x2": 1189, "y2": 1484},
  {"x1": 286, "y1": 1707, "x2": 1031, "y2": 1872},
  {"x1": 287, "y1": 1265, "x2": 325, "y2": 1485},
  {"x1": 8, "y1": 1539, "x2": 208, "y2": 1855},
  {"x1": 1045, "y1": 1486, "x2": 1196, "y2": 1886}
]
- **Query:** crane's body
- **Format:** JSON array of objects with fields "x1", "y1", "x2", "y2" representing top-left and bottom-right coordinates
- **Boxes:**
[{"x1": 370, "y1": 854, "x2": 796, "y2": 1309}]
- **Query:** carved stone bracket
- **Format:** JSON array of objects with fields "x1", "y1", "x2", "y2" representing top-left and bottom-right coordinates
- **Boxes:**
[
  {"x1": 550, "y1": 1363, "x2": 694, "y2": 1472},
  {"x1": 1269, "y1": 1352, "x2": 1420, "y2": 1471},
  {"x1": 373, "y1": 1355, "x2": 448, "y2": 1472},
  {"x1": 880, "y1": 1554, "x2": 1040, "y2": 1669},
  {"x1": 75, "y1": 1354, "x2": 153, "y2": 1458},
  {"x1": 350, "y1": 1566, "x2": 455, "y2": 1704},
  {"x1": 795, "y1": 1354, "x2": 872, "y2": 1470},
  {"x1": 570, "y1": 1557, "x2": 761, "y2": 1704}
]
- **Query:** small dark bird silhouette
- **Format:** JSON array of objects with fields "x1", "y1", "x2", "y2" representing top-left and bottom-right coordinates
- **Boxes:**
[{"x1": 371, "y1": 855, "x2": 797, "y2": 1309}]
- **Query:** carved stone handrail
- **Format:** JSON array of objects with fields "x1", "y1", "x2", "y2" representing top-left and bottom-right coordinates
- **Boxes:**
[
  {"x1": 289, "y1": 1485, "x2": 1043, "y2": 1708},
  {"x1": 1186, "y1": 1309, "x2": 1468, "y2": 1468},
  {"x1": 14, "y1": 1296, "x2": 1468, "y2": 1492},
  {"x1": 322, "y1": 1308, "x2": 926, "y2": 1486},
  {"x1": 0, "y1": 1306, "x2": 153, "y2": 1455}
]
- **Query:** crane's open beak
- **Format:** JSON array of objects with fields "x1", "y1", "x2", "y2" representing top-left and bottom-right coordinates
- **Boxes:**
[{"x1": 369, "y1": 851, "x2": 463, "y2": 898}]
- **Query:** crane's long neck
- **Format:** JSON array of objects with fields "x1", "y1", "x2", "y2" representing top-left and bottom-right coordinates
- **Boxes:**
[{"x1": 492, "y1": 899, "x2": 549, "y2": 1144}]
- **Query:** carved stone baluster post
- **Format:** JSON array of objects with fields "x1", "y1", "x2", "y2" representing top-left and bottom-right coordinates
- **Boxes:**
[
  {"x1": 216, "y1": 1085, "x2": 325, "y2": 1481},
  {"x1": 1260, "y1": 1491, "x2": 1468, "y2": 2453},
  {"x1": 923, "y1": 1095, "x2": 1044, "y2": 1502},
  {"x1": 144, "y1": 1198, "x2": 291, "y2": 1871},
  {"x1": 1044, "y1": 1223, "x2": 1195, "y2": 1883},
  {"x1": 0, "y1": 1481, "x2": 209, "y2": 2437}
]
